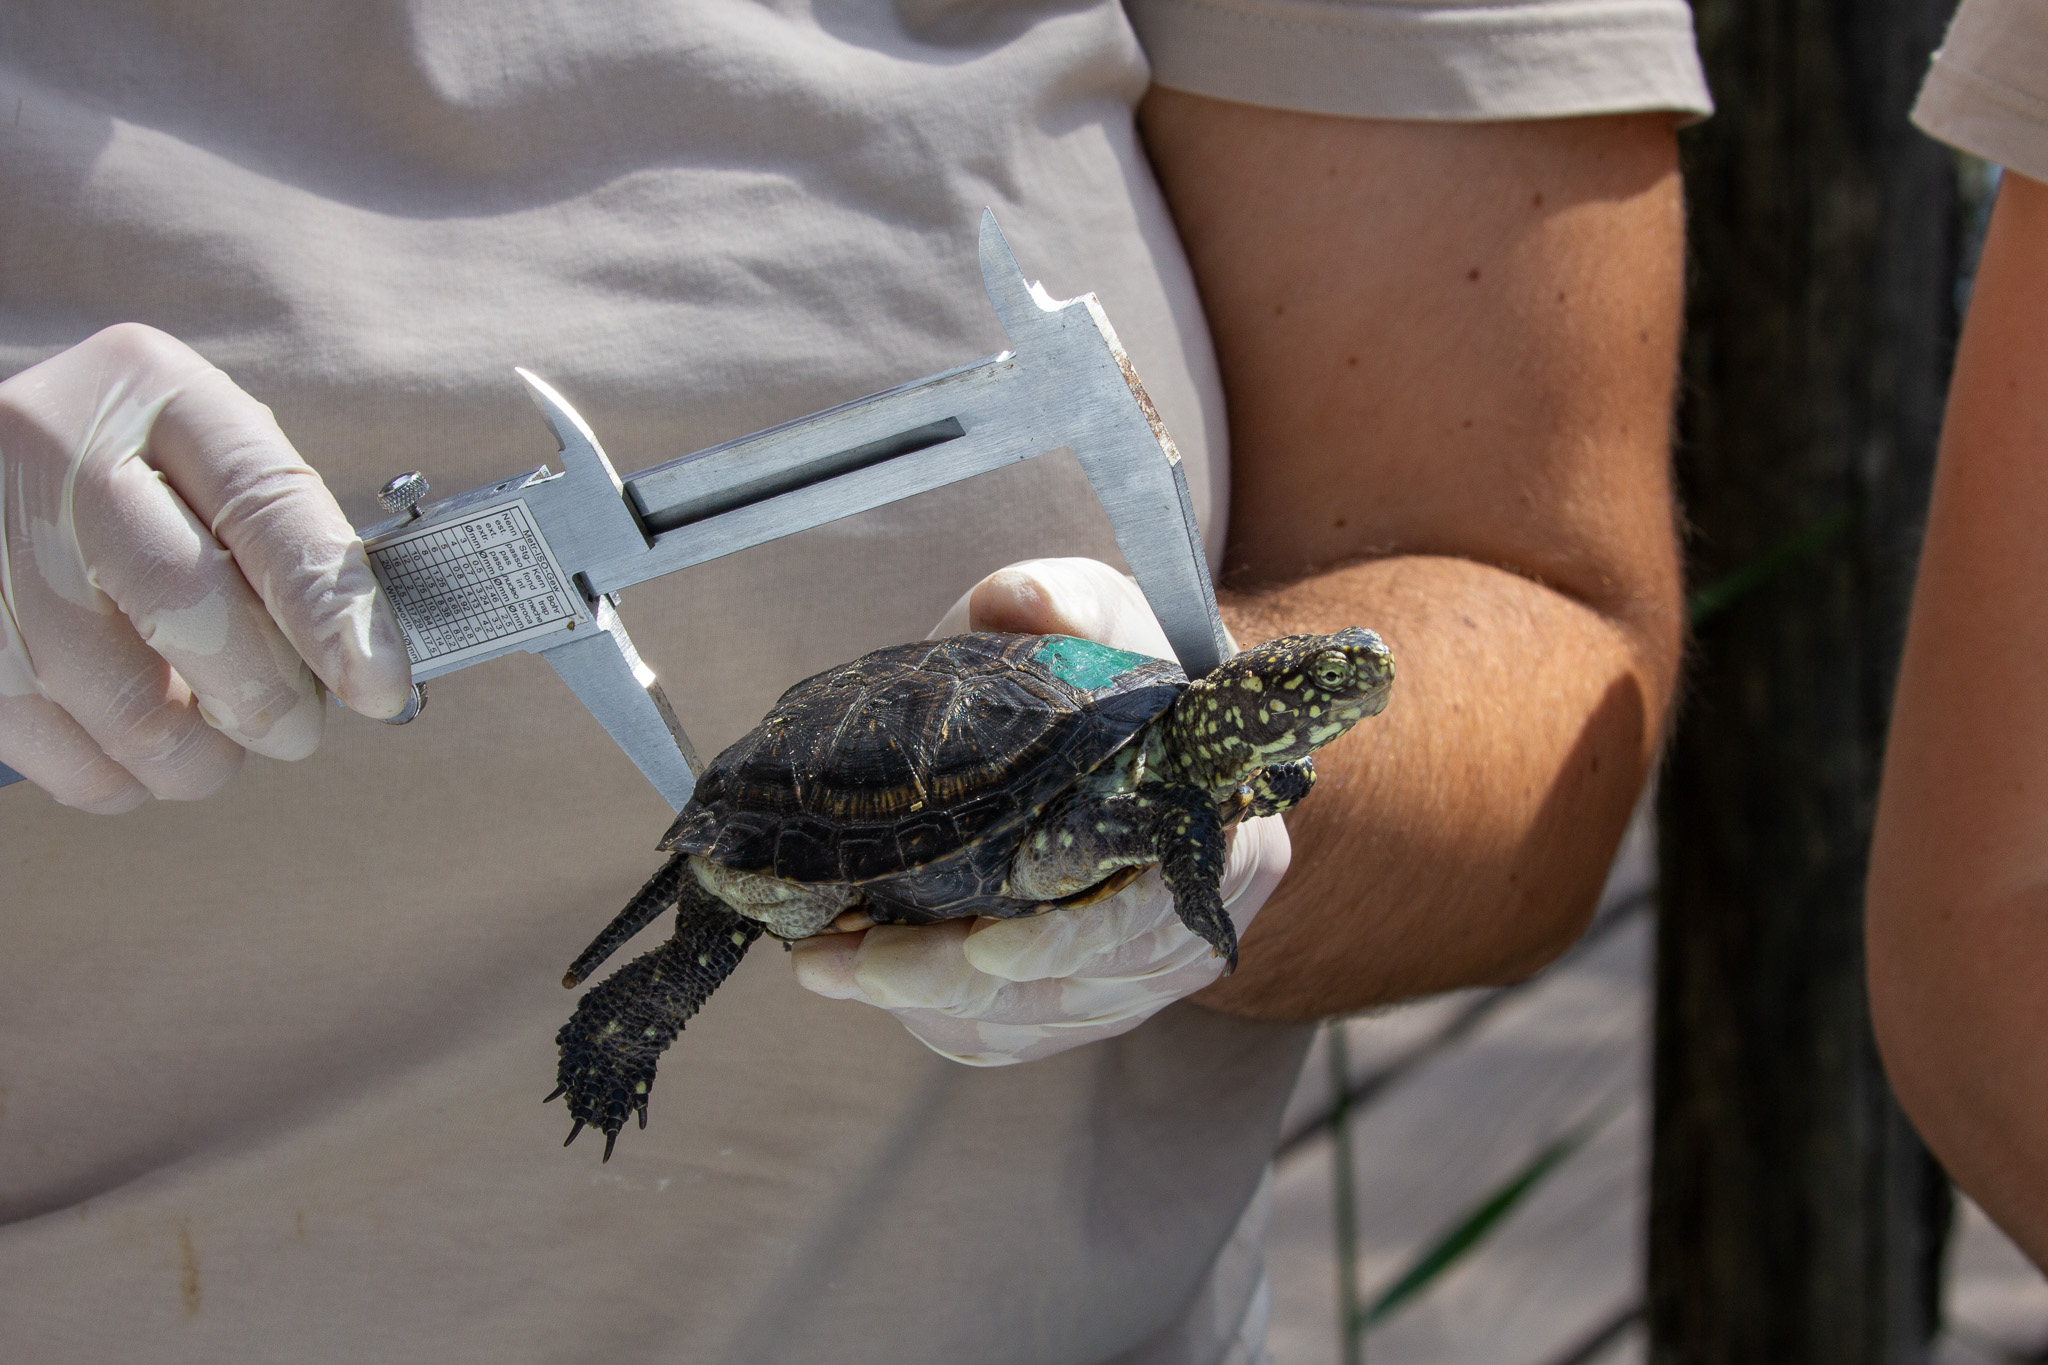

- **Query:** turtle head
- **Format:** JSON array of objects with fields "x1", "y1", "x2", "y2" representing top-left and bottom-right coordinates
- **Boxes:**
[{"x1": 1163, "y1": 628, "x2": 1394, "y2": 789}]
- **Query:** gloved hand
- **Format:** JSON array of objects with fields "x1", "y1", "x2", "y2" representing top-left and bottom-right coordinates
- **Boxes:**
[
  {"x1": 792, "y1": 557, "x2": 1291, "y2": 1065},
  {"x1": 0, "y1": 324, "x2": 412, "y2": 812}
]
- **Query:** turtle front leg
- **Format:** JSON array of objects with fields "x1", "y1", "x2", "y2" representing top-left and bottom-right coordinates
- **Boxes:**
[
  {"x1": 1008, "y1": 784, "x2": 1237, "y2": 970},
  {"x1": 1247, "y1": 759, "x2": 1316, "y2": 818},
  {"x1": 551, "y1": 876, "x2": 762, "y2": 1160},
  {"x1": 1146, "y1": 784, "x2": 1237, "y2": 972}
]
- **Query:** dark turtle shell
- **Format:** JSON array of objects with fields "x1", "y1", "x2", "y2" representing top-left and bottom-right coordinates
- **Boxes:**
[{"x1": 658, "y1": 632, "x2": 1184, "y2": 920}]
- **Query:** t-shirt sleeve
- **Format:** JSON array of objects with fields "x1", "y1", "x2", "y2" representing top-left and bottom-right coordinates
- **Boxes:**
[
  {"x1": 1912, "y1": 0, "x2": 2048, "y2": 183},
  {"x1": 1123, "y1": 0, "x2": 1713, "y2": 121}
]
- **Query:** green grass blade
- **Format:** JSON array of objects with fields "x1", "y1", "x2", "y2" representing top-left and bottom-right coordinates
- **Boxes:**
[
  {"x1": 1328, "y1": 1023, "x2": 1366, "y2": 1365},
  {"x1": 1359, "y1": 1110, "x2": 1614, "y2": 1332},
  {"x1": 1687, "y1": 508, "x2": 1852, "y2": 626}
]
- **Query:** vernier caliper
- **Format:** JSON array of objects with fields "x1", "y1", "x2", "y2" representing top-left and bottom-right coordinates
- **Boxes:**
[{"x1": 0, "y1": 213, "x2": 1228, "y2": 807}]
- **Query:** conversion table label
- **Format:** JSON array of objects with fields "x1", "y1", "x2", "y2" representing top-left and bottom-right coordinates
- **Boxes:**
[{"x1": 365, "y1": 500, "x2": 589, "y2": 673}]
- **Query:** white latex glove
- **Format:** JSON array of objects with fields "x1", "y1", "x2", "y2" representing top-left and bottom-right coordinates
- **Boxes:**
[
  {"x1": 792, "y1": 557, "x2": 1292, "y2": 1066},
  {"x1": 0, "y1": 324, "x2": 412, "y2": 812}
]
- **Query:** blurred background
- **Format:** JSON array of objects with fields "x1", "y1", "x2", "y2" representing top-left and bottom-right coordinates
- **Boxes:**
[{"x1": 1265, "y1": 804, "x2": 2048, "y2": 1363}]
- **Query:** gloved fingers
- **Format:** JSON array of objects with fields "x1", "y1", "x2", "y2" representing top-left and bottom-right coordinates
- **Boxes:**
[
  {"x1": 961, "y1": 869, "x2": 1183, "y2": 982},
  {"x1": 1051, "y1": 914, "x2": 1219, "y2": 984},
  {"x1": 967, "y1": 971, "x2": 1189, "y2": 1026},
  {"x1": 854, "y1": 928, "x2": 1216, "y2": 1040},
  {"x1": 791, "y1": 926, "x2": 1010, "y2": 1012},
  {"x1": 11, "y1": 587, "x2": 253, "y2": 799},
  {"x1": 847, "y1": 921, "x2": 1008, "y2": 1013},
  {"x1": 879, "y1": 1008, "x2": 1039, "y2": 1067},
  {"x1": 11, "y1": 325, "x2": 408, "y2": 725},
  {"x1": 885, "y1": 980, "x2": 1190, "y2": 1066},
  {"x1": 789, "y1": 932, "x2": 867, "y2": 1000},
  {"x1": 121, "y1": 342, "x2": 411, "y2": 720},
  {"x1": 1, "y1": 326, "x2": 405, "y2": 785},
  {"x1": 0, "y1": 689, "x2": 153, "y2": 812},
  {"x1": 791, "y1": 925, "x2": 1014, "y2": 1015},
  {"x1": 1, "y1": 454, "x2": 259, "y2": 797},
  {"x1": 792, "y1": 837, "x2": 1282, "y2": 1059},
  {"x1": 963, "y1": 558, "x2": 1176, "y2": 657},
  {"x1": 788, "y1": 916, "x2": 1202, "y2": 1062},
  {"x1": 792, "y1": 920, "x2": 1008, "y2": 1014},
  {"x1": 61, "y1": 433, "x2": 327, "y2": 761},
  {"x1": 0, "y1": 594, "x2": 158, "y2": 809}
]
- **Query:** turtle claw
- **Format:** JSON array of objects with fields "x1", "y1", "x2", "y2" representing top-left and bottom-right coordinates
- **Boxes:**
[
  {"x1": 1247, "y1": 759, "x2": 1316, "y2": 819},
  {"x1": 544, "y1": 1084, "x2": 566, "y2": 1103},
  {"x1": 554, "y1": 1102, "x2": 621, "y2": 1159},
  {"x1": 1194, "y1": 921, "x2": 1240, "y2": 975}
]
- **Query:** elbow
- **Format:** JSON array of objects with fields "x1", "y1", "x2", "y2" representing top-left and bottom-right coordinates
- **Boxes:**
[{"x1": 1866, "y1": 869, "x2": 2048, "y2": 1269}]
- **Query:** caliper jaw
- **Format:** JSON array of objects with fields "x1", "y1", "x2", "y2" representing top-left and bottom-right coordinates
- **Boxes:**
[
  {"x1": 539, "y1": 596, "x2": 700, "y2": 810},
  {"x1": 357, "y1": 372, "x2": 699, "y2": 809},
  {"x1": 517, "y1": 374, "x2": 701, "y2": 809}
]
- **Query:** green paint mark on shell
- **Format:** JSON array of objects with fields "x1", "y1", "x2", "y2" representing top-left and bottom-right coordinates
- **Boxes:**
[{"x1": 1031, "y1": 635, "x2": 1155, "y2": 691}]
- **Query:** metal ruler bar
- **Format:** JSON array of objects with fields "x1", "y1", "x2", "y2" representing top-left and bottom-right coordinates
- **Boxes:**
[
  {"x1": 592, "y1": 400, "x2": 1051, "y2": 595},
  {"x1": 624, "y1": 354, "x2": 1005, "y2": 533}
]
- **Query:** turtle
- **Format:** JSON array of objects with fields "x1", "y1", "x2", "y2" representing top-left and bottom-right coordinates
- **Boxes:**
[{"x1": 549, "y1": 626, "x2": 1394, "y2": 1158}]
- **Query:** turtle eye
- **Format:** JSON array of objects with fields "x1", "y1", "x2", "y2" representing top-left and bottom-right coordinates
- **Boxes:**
[{"x1": 1311, "y1": 652, "x2": 1350, "y2": 689}]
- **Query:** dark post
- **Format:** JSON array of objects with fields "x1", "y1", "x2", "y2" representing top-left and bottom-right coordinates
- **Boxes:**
[{"x1": 1649, "y1": 0, "x2": 1964, "y2": 1360}]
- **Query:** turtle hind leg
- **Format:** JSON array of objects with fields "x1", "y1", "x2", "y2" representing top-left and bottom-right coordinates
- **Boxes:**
[
  {"x1": 562, "y1": 854, "x2": 693, "y2": 988},
  {"x1": 552, "y1": 880, "x2": 762, "y2": 1160},
  {"x1": 1149, "y1": 784, "x2": 1237, "y2": 972}
]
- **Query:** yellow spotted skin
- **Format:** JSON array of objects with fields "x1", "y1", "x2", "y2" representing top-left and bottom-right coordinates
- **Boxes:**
[{"x1": 1160, "y1": 628, "x2": 1393, "y2": 794}]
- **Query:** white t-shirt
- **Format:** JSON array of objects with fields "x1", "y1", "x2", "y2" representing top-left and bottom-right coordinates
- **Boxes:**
[
  {"x1": 1912, "y1": 0, "x2": 2048, "y2": 181},
  {"x1": 0, "y1": 4, "x2": 1708, "y2": 1361}
]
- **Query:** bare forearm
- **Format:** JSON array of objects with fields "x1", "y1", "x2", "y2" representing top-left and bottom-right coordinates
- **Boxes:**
[
  {"x1": 1868, "y1": 171, "x2": 2048, "y2": 1265},
  {"x1": 1141, "y1": 91, "x2": 1685, "y2": 1019},
  {"x1": 1201, "y1": 555, "x2": 1665, "y2": 1018}
]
